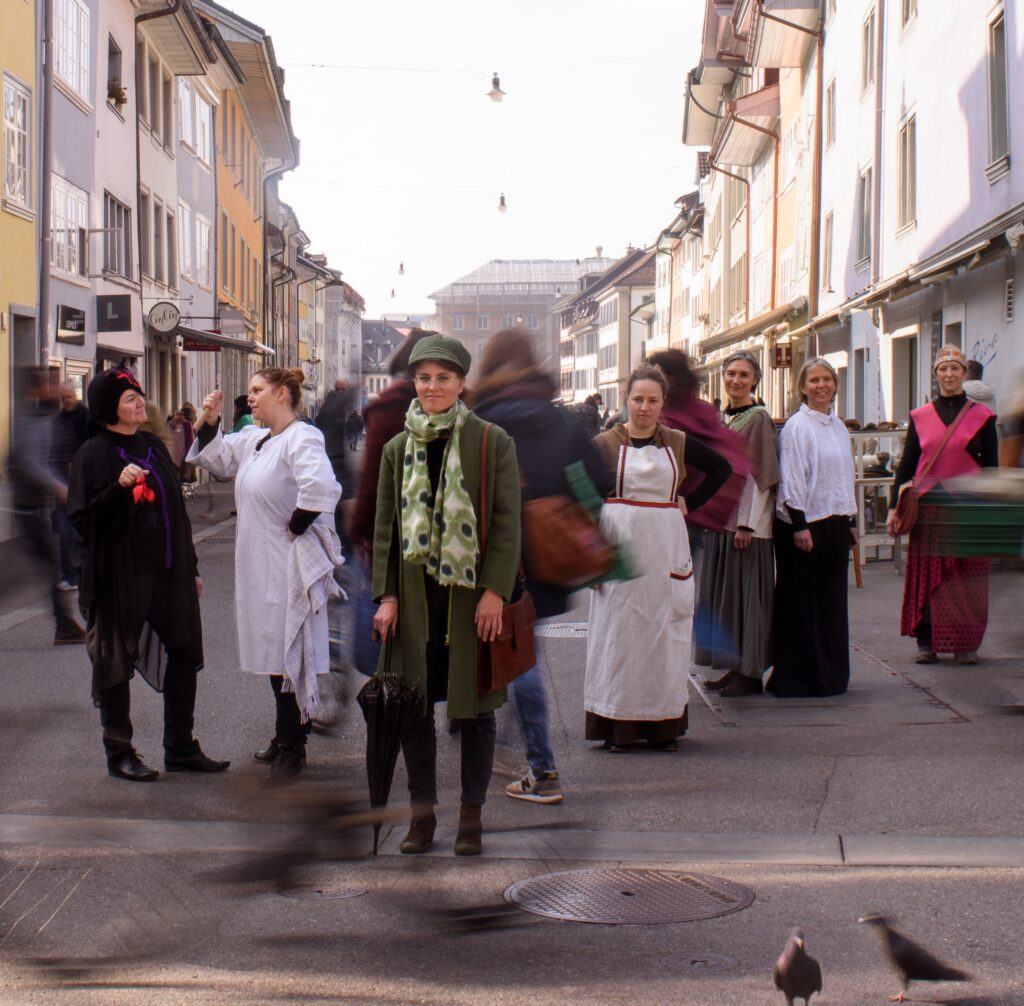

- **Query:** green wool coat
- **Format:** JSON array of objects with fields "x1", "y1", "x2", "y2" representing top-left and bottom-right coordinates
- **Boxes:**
[{"x1": 372, "y1": 412, "x2": 521, "y2": 719}]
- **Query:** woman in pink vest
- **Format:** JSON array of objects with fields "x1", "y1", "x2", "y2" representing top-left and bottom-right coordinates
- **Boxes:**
[{"x1": 888, "y1": 345, "x2": 998, "y2": 664}]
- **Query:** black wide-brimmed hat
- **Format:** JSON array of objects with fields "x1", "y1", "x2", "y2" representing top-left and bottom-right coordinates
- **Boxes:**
[{"x1": 87, "y1": 367, "x2": 144, "y2": 428}]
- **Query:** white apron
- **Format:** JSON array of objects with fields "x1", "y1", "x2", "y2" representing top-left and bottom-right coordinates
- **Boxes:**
[
  {"x1": 187, "y1": 422, "x2": 341, "y2": 676},
  {"x1": 584, "y1": 441, "x2": 693, "y2": 721}
]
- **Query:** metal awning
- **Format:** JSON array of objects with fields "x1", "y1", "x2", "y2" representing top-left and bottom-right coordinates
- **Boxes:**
[
  {"x1": 712, "y1": 84, "x2": 780, "y2": 166},
  {"x1": 178, "y1": 324, "x2": 254, "y2": 352},
  {"x1": 683, "y1": 68, "x2": 727, "y2": 147},
  {"x1": 908, "y1": 239, "x2": 991, "y2": 282},
  {"x1": 252, "y1": 341, "x2": 275, "y2": 355},
  {"x1": 744, "y1": 0, "x2": 820, "y2": 68},
  {"x1": 699, "y1": 302, "x2": 794, "y2": 354}
]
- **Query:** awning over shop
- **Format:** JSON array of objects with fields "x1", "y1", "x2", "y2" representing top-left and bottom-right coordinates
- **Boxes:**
[
  {"x1": 699, "y1": 301, "x2": 795, "y2": 354},
  {"x1": 178, "y1": 324, "x2": 256, "y2": 352},
  {"x1": 909, "y1": 238, "x2": 990, "y2": 283}
]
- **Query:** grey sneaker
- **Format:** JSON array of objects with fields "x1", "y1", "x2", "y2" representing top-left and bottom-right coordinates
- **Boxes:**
[{"x1": 505, "y1": 770, "x2": 563, "y2": 805}]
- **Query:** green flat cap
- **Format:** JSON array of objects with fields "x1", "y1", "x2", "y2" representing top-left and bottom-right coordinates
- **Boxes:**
[{"x1": 408, "y1": 334, "x2": 472, "y2": 376}]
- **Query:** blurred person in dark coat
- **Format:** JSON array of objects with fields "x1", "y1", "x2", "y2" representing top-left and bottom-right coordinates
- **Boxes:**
[
  {"x1": 51, "y1": 382, "x2": 89, "y2": 591},
  {"x1": 472, "y1": 329, "x2": 612, "y2": 804},
  {"x1": 6, "y1": 367, "x2": 85, "y2": 644}
]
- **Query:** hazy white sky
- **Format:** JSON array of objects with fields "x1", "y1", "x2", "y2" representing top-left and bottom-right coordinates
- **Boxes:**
[{"x1": 235, "y1": 0, "x2": 705, "y2": 317}]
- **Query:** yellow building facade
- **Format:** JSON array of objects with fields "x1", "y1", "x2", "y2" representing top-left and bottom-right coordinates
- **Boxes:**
[{"x1": 1, "y1": 0, "x2": 39, "y2": 460}]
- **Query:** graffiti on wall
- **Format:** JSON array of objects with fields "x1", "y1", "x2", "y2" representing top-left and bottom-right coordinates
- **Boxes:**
[{"x1": 969, "y1": 332, "x2": 999, "y2": 367}]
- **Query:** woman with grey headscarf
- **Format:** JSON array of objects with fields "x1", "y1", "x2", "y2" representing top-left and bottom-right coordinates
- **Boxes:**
[{"x1": 696, "y1": 350, "x2": 780, "y2": 696}]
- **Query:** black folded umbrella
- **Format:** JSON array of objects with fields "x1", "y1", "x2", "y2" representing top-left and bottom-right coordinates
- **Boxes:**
[{"x1": 356, "y1": 637, "x2": 424, "y2": 855}]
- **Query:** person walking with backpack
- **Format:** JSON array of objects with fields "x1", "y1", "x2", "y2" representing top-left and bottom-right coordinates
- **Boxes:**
[{"x1": 473, "y1": 329, "x2": 612, "y2": 804}]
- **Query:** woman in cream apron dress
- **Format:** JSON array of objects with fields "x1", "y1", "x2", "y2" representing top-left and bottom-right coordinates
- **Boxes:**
[{"x1": 585, "y1": 371, "x2": 696, "y2": 752}]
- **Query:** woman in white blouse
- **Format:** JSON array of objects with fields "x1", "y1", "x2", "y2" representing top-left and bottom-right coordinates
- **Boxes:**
[
  {"x1": 189, "y1": 368, "x2": 342, "y2": 778},
  {"x1": 766, "y1": 358, "x2": 858, "y2": 697}
]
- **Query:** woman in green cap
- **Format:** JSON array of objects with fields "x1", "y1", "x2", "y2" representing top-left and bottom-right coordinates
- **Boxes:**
[{"x1": 372, "y1": 334, "x2": 521, "y2": 856}]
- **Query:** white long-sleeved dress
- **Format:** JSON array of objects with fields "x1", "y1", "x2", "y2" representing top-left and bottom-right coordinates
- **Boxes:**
[{"x1": 187, "y1": 422, "x2": 341, "y2": 678}]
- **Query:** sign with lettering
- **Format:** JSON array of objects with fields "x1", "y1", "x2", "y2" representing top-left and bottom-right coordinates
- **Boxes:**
[
  {"x1": 96, "y1": 294, "x2": 132, "y2": 332},
  {"x1": 182, "y1": 337, "x2": 220, "y2": 353},
  {"x1": 772, "y1": 344, "x2": 792, "y2": 369},
  {"x1": 148, "y1": 301, "x2": 180, "y2": 333},
  {"x1": 56, "y1": 304, "x2": 86, "y2": 345}
]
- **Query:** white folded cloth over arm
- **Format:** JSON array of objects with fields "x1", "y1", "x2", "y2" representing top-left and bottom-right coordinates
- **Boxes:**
[{"x1": 283, "y1": 519, "x2": 344, "y2": 720}]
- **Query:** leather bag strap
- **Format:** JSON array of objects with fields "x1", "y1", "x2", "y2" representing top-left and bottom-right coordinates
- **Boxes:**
[{"x1": 914, "y1": 401, "x2": 974, "y2": 485}]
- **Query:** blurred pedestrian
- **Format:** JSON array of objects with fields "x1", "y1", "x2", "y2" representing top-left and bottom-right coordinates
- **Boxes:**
[
  {"x1": 473, "y1": 328, "x2": 611, "y2": 804},
  {"x1": 887, "y1": 345, "x2": 999, "y2": 664},
  {"x1": 1001, "y1": 375, "x2": 1024, "y2": 467},
  {"x1": 963, "y1": 359, "x2": 998, "y2": 413},
  {"x1": 767, "y1": 358, "x2": 857, "y2": 698},
  {"x1": 68, "y1": 367, "x2": 228, "y2": 780},
  {"x1": 346, "y1": 411, "x2": 364, "y2": 451},
  {"x1": 372, "y1": 335, "x2": 521, "y2": 855},
  {"x1": 168, "y1": 406, "x2": 196, "y2": 484},
  {"x1": 51, "y1": 382, "x2": 89, "y2": 591},
  {"x1": 585, "y1": 365, "x2": 731, "y2": 752},
  {"x1": 232, "y1": 394, "x2": 254, "y2": 432},
  {"x1": 189, "y1": 368, "x2": 342, "y2": 779},
  {"x1": 579, "y1": 395, "x2": 602, "y2": 438},
  {"x1": 350, "y1": 329, "x2": 432, "y2": 676},
  {"x1": 696, "y1": 351, "x2": 780, "y2": 696},
  {"x1": 6, "y1": 368, "x2": 85, "y2": 644}
]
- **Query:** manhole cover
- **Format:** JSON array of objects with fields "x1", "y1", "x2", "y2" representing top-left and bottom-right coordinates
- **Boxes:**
[
  {"x1": 279, "y1": 884, "x2": 366, "y2": 900},
  {"x1": 504, "y1": 868, "x2": 754, "y2": 925},
  {"x1": 535, "y1": 621, "x2": 589, "y2": 639},
  {"x1": 662, "y1": 951, "x2": 737, "y2": 973}
]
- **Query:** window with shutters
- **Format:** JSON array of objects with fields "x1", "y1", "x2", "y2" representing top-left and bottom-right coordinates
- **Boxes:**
[{"x1": 51, "y1": 175, "x2": 88, "y2": 277}]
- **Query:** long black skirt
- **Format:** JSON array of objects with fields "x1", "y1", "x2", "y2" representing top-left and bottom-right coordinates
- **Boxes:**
[{"x1": 766, "y1": 515, "x2": 852, "y2": 698}]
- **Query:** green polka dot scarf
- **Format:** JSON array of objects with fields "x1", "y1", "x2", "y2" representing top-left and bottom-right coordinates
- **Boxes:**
[{"x1": 399, "y1": 399, "x2": 480, "y2": 589}]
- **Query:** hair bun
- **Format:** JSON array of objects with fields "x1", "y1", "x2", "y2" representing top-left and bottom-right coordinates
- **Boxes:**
[{"x1": 289, "y1": 367, "x2": 305, "y2": 383}]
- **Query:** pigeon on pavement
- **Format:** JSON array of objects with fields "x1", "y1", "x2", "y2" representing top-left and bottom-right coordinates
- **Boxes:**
[
  {"x1": 773, "y1": 928, "x2": 823, "y2": 1005},
  {"x1": 858, "y1": 914, "x2": 970, "y2": 1002}
]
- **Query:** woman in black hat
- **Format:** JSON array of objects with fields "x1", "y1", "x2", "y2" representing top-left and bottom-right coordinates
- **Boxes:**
[{"x1": 67, "y1": 367, "x2": 229, "y2": 781}]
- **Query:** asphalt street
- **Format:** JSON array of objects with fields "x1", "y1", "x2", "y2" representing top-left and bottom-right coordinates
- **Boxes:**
[{"x1": 0, "y1": 480, "x2": 1022, "y2": 1005}]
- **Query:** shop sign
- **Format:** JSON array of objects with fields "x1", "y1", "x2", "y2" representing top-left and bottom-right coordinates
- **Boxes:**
[
  {"x1": 96, "y1": 294, "x2": 132, "y2": 333},
  {"x1": 772, "y1": 344, "x2": 792, "y2": 369},
  {"x1": 219, "y1": 308, "x2": 245, "y2": 336},
  {"x1": 56, "y1": 304, "x2": 86, "y2": 345},
  {"x1": 182, "y1": 337, "x2": 220, "y2": 353},
  {"x1": 148, "y1": 301, "x2": 180, "y2": 333}
]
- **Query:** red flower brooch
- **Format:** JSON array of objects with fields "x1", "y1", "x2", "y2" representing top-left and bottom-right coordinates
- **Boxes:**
[{"x1": 132, "y1": 474, "x2": 155, "y2": 504}]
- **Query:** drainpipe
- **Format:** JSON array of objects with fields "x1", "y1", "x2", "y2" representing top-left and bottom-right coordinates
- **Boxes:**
[
  {"x1": 733, "y1": 115, "x2": 781, "y2": 310},
  {"x1": 710, "y1": 159, "x2": 750, "y2": 324},
  {"x1": 134, "y1": 1, "x2": 182, "y2": 394},
  {"x1": 808, "y1": 7, "x2": 826, "y2": 355},
  {"x1": 37, "y1": 0, "x2": 54, "y2": 364},
  {"x1": 871, "y1": 0, "x2": 885, "y2": 289},
  {"x1": 263, "y1": 161, "x2": 293, "y2": 359}
]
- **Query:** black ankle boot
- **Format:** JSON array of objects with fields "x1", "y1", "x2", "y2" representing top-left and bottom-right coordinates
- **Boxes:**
[
  {"x1": 254, "y1": 737, "x2": 281, "y2": 763},
  {"x1": 268, "y1": 742, "x2": 305, "y2": 781}
]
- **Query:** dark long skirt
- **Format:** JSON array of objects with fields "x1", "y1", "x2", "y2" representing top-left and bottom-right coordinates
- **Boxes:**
[
  {"x1": 693, "y1": 531, "x2": 774, "y2": 678},
  {"x1": 899, "y1": 505, "x2": 989, "y2": 654},
  {"x1": 585, "y1": 707, "x2": 688, "y2": 746},
  {"x1": 766, "y1": 515, "x2": 852, "y2": 698}
]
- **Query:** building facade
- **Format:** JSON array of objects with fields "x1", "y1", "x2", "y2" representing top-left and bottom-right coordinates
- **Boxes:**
[{"x1": 428, "y1": 257, "x2": 613, "y2": 375}]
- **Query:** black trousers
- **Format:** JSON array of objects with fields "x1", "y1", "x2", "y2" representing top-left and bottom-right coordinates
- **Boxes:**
[
  {"x1": 269, "y1": 675, "x2": 310, "y2": 747},
  {"x1": 95, "y1": 571, "x2": 200, "y2": 762},
  {"x1": 98, "y1": 664, "x2": 197, "y2": 761},
  {"x1": 401, "y1": 710, "x2": 497, "y2": 807}
]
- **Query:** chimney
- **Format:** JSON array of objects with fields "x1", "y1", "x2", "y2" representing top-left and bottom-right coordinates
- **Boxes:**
[{"x1": 596, "y1": 245, "x2": 603, "y2": 258}]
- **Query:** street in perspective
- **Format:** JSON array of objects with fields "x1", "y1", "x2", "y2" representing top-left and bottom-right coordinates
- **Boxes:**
[{"x1": 2, "y1": 1, "x2": 1024, "y2": 1004}]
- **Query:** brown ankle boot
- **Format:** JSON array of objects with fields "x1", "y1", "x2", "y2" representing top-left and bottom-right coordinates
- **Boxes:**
[
  {"x1": 399, "y1": 808, "x2": 436, "y2": 854},
  {"x1": 453, "y1": 802, "x2": 483, "y2": 856}
]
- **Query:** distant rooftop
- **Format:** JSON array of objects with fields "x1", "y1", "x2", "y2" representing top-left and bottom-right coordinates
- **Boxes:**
[{"x1": 430, "y1": 258, "x2": 615, "y2": 301}]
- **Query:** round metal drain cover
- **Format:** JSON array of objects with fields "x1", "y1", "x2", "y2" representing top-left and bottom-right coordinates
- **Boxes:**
[
  {"x1": 504, "y1": 868, "x2": 754, "y2": 925},
  {"x1": 279, "y1": 884, "x2": 366, "y2": 900},
  {"x1": 535, "y1": 621, "x2": 589, "y2": 639},
  {"x1": 662, "y1": 951, "x2": 737, "y2": 973}
]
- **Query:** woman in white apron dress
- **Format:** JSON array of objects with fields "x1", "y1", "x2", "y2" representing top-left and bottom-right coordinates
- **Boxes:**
[{"x1": 586, "y1": 365, "x2": 732, "y2": 752}]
